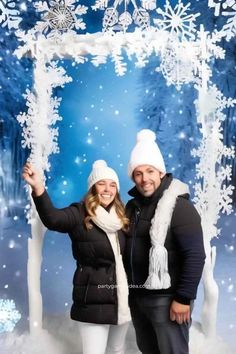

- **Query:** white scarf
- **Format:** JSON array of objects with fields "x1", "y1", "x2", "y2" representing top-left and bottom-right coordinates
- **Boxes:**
[
  {"x1": 92, "y1": 205, "x2": 131, "y2": 325},
  {"x1": 144, "y1": 179, "x2": 189, "y2": 290}
]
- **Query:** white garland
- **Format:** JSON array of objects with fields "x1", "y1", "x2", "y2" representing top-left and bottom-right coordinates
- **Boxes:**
[
  {"x1": 191, "y1": 83, "x2": 235, "y2": 337},
  {"x1": 17, "y1": 58, "x2": 72, "y2": 174},
  {"x1": 193, "y1": 84, "x2": 235, "y2": 230}
]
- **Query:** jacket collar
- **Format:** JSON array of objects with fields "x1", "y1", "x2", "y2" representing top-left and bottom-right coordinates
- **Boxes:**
[{"x1": 128, "y1": 173, "x2": 173, "y2": 206}]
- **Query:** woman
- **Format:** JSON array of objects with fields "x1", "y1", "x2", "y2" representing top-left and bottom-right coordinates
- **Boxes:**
[{"x1": 22, "y1": 160, "x2": 131, "y2": 354}]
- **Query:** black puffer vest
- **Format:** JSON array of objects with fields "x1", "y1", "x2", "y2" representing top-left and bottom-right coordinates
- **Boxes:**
[
  {"x1": 33, "y1": 191, "x2": 126, "y2": 324},
  {"x1": 124, "y1": 174, "x2": 205, "y2": 303}
]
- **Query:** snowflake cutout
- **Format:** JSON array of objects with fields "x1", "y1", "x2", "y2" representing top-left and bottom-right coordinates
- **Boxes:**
[
  {"x1": 221, "y1": 3, "x2": 236, "y2": 40},
  {"x1": 157, "y1": 40, "x2": 195, "y2": 89},
  {"x1": 34, "y1": 0, "x2": 88, "y2": 36},
  {"x1": 0, "y1": 0, "x2": 22, "y2": 29},
  {"x1": 0, "y1": 299, "x2": 21, "y2": 333},
  {"x1": 45, "y1": 3, "x2": 76, "y2": 30},
  {"x1": 208, "y1": 0, "x2": 235, "y2": 16},
  {"x1": 217, "y1": 165, "x2": 233, "y2": 182},
  {"x1": 192, "y1": 83, "x2": 236, "y2": 232},
  {"x1": 92, "y1": 0, "x2": 156, "y2": 32},
  {"x1": 196, "y1": 84, "x2": 236, "y2": 118},
  {"x1": 154, "y1": 0, "x2": 200, "y2": 40},
  {"x1": 208, "y1": 0, "x2": 236, "y2": 40}
]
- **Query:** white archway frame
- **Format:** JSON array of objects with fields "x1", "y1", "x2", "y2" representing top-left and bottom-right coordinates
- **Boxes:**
[{"x1": 15, "y1": 26, "x2": 235, "y2": 341}]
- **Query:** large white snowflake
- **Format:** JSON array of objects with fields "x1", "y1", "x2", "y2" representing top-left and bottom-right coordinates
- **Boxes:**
[
  {"x1": 92, "y1": 0, "x2": 156, "y2": 32},
  {"x1": 154, "y1": 0, "x2": 200, "y2": 40},
  {"x1": 208, "y1": 0, "x2": 236, "y2": 40},
  {"x1": 157, "y1": 40, "x2": 195, "y2": 89},
  {"x1": 34, "y1": 0, "x2": 88, "y2": 36},
  {"x1": 0, "y1": 299, "x2": 21, "y2": 333},
  {"x1": 0, "y1": 0, "x2": 21, "y2": 29}
]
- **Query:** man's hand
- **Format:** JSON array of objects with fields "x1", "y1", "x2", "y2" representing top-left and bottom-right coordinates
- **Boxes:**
[{"x1": 170, "y1": 300, "x2": 190, "y2": 325}]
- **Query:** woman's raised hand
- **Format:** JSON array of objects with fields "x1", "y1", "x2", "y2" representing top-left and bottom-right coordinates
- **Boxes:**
[{"x1": 22, "y1": 162, "x2": 45, "y2": 196}]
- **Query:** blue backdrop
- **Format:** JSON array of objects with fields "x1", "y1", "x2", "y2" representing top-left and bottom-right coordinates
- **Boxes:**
[{"x1": 0, "y1": 0, "x2": 235, "y2": 350}]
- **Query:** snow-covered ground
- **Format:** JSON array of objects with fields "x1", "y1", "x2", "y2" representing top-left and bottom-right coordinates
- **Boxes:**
[{"x1": 0, "y1": 318, "x2": 235, "y2": 354}]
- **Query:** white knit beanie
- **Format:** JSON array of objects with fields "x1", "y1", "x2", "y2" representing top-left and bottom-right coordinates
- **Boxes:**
[
  {"x1": 88, "y1": 160, "x2": 120, "y2": 191},
  {"x1": 128, "y1": 129, "x2": 166, "y2": 178}
]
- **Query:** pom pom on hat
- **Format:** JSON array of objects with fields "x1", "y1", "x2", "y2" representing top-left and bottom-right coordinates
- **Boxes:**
[
  {"x1": 92, "y1": 160, "x2": 108, "y2": 169},
  {"x1": 88, "y1": 160, "x2": 120, "y2": 191},
  {"x1": 128, "y1": 129, "x2": 166, "y2": 178},
  {"x1": 137, "y1": 129, "x2": 156, "y2": 142}
]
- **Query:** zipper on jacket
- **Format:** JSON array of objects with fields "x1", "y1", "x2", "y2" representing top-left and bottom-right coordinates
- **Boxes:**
[
  {"x1": 84, "y1": 273, "x2": 91, "y2": 305},
  {"x1": 130, "y1": 207, "x2": 141, "y2": 284}
]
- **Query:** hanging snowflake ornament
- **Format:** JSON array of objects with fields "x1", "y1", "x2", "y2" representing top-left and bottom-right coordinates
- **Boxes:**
[
  {"x1": 141, "y1": 0, "x2": 156, "y2": 11},
  {"x1": 45, "y1": 3, "x2": 76, "y2": 30},
  {"x1": 0, "y1": 299, "x2": 21, "y2": 333},
  {"x1": 0, "y1": 0, "x2": 22, "y2": 29},
  {"x1": 119, "y1": 11, "x2": 132, "y2": 29},
  {"x1": 103, "y1": 7, "x2": 119, "y2": 29},
  {"x1": 158, "y1": 40, "x2": 195, "y2": 89},
  {"x1": 92, "y1": 0, "x2": 154, "y2": 32},
  {"x1": 133, "y1": 7, "x2": 150, "y2": 28},
  {"x1": 154, "y1": 0, "x2": 200, "y2": 41},
  {"x1": 34, "y1": 0, "x2": 88, "y2": 36}
]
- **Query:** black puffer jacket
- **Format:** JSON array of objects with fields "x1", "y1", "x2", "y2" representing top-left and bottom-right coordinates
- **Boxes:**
[
  {"x1": 33, "y1": 190, "x2": 126, "y2": 324},
  {"x1": 124, "y1": 174, "x2": 205, "y2": 304}
]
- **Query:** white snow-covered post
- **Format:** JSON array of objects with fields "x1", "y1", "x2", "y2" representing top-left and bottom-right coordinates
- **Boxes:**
[
  {"x1": 27, "y1": 198, "x2": 46, "y2": 334},
  {"x1": 14, "y1": 0, "x2": 88, "y2": 336},
  {"x1": 194, "y1": 27, "x2": 219, "y2": 337},
  {"x1": 26, "y1": 45, "x2": 50, "y2": 334},
  {"x1": 193, "y1": 84, "x2": 235, "y2": 337},
  {"x1": 17, "y1": 37, "x2": 72, "y2": 334}
]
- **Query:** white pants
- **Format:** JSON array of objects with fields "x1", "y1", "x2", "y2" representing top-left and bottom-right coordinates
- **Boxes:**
[{"x1": 78, "y1": 321, "x2": 130, "y2": 354}]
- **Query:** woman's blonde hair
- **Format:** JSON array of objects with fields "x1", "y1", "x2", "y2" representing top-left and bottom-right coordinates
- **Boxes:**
[{"x1": 84, "y1": 185, "x2": 129, "y2": 231}]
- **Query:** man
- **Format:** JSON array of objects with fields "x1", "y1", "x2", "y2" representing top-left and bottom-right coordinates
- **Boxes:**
[{"x1": 125, "y1": 129, "x2": 205, "y2": 354}]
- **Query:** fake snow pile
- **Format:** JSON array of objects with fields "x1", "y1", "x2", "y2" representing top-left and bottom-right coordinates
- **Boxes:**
[
  {"x1": 190, "y1": 323, "x2": 235, "y2": 354},
  {"x1": 0, "y1": 317, "x2": 235, "y2": 354}
]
